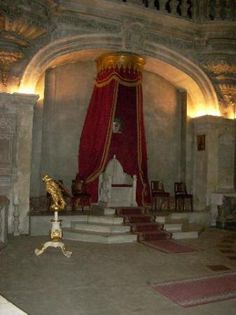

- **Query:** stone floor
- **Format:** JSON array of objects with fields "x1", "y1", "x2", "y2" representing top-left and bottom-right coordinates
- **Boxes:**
[{"x1": 0, "y1": 228, "x2": 236, "y2": 315}]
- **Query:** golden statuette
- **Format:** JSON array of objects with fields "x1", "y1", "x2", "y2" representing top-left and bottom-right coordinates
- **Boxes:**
[
  {"x1": 42, "y1": 174, "x2": 66, "y2": 211},
  {"x1": 34, "y1": 174, "x2": 72, "y2": 258}
]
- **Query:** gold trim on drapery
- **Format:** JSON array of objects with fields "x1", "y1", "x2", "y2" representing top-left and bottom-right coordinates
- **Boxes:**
[
  {"x1": 136, "y1": 84, "x2": 147, "y2": 206},
  {"x1": 95, "y1": 74, "x2": 143, "y2": 88},
  {"x1": 96, "y1": 52, "x2": 145, "y2": 73},
  {"x1": 86, "y1": 81, "x2": 119, "y2": 183}
]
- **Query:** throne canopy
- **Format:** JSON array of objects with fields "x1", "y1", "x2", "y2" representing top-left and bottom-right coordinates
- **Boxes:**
[{"x1": 78, "y1": 52, "x2": 150, "y2": 206}]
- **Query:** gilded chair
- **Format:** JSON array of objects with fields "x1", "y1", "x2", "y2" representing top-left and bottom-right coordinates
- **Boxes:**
[
  {"x1": 151, "y1": 180, "x2": 170, "y2": 211},
  {"x1": 174, "y1": 182, "x2": 193, "y2": 212}
]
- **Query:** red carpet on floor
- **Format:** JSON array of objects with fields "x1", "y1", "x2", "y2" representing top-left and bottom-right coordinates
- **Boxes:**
[
  {"x1": 153, "y1": 272, "x2": 236, "y2": 307},
  {"x1": 141, "y1": 239, "x2": 196, "y2": 253}
]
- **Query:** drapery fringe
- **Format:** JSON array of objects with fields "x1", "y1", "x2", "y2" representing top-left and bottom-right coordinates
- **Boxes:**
[{"x1": 96, "y1": 72, "x2": 142, "y2": 88}]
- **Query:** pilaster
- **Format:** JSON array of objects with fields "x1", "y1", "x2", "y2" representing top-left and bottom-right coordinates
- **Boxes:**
[
  {"x1": 0, "y1": 92, "x2": 38, "y2": 234},
  {"x1": 192, "y1": 115, "x2": 235, "y2": 210}
]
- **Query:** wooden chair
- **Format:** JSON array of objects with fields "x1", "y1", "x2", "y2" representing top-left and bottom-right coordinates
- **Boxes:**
[
  {"x1": 151, "y1": 180, "x2": 170, "y2": 211},
  {"x1": 71, "y1": 178, "x2": 91, "y2": 212},
  {"x1": 174, "y1": 182, "x2": 193, "y2": 211}
]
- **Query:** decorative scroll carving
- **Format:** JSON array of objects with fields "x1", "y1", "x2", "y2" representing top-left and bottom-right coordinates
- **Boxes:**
[
  {"x1": 200, "y1": 57, "x2": 236, "y2": 117},
  {"x1": 217, "y1": 84, "x2": 236, "y2": 117},
  {"x1": 203, "y1": 61, "x2": 236, "y2": 77},
  {"x1": 0, "y1": 0, "x2": 58, "y2": 86}
]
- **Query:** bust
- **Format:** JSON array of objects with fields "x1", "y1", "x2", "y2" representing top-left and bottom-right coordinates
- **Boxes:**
[{"x1": 112, "y1": 117, "x2": 122, "y2": 133}]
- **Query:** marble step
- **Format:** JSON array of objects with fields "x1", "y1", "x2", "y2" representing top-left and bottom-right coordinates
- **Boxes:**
[
  {"x1": 71, "y1": 221, "x2": 130, "y2": 234},
  {"x1": 155, "y1": 216, "x2": 167, "y2": 224},
  {"x1": 104, "y1": 208, "x2": 116, "y2": 215},
  {"x1": 172, "y1": 230, "x2": 199, "y2": 240},
  {"x1": 63, "y1": 228, "x2": 137, "y2": 244},
  {"x1": 169, "y1": 212, "x2": 189, "y2": 220},
  {"x1": 72, "y1": 215, "x2": 124, "y2": 225},
  {"x1": 164, "y1": 223, "x2": 182, "y2": 232}
]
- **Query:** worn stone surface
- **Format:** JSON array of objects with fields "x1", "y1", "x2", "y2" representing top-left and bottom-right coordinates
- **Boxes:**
[{"x1": 0, "y1": 229, "x2": 236, "y2": 315}]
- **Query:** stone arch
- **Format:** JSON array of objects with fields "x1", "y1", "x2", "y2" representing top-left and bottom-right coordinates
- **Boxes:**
[{"x1": 19, "y1": 34, "x2": 219, "y2": 117}]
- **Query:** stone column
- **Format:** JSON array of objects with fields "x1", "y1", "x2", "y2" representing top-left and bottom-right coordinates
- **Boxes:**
[
  {"x1": 0, "y1": 93, "x2": 38, "y2": 234},
  {"x1": 177, "y1": 89, "x2": 187, "y2": 182},
  {"x1": 14, "y1": 93, "x2": 38, "y2": 234},
  {"x1": 192, "y1": 115, "x2": 235, "y2": 211}
]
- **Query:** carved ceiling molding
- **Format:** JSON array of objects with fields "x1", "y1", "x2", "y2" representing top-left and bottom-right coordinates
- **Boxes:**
[
  {"x1": 0, "y1": 51, "x2": 23, "y2": 86},
  {"x1": 200, "y1": 54, "x2": 236, "y2": 77},
  {"x1": 199, "y1": 55, "x2": 236, "y2": 117},
  {"x1": 203, "y1": 62, "x2": 236, "y2": 77},
  {"x1": 0, "y1": 0, "x2": 58, "y2": 87},
  {"x1": 216, "y1": 83, "x2": 236, "y2": 117}
]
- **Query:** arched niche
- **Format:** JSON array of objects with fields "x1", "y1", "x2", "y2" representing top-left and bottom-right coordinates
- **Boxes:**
[{"x1": 19, "y1": 35, "x2": 219, "y2": 117}]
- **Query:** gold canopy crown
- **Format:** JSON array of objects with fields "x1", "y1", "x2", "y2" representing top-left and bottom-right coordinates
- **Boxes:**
[{"x1": 96, "y1": 52, "x2": 145, "y2": 73}]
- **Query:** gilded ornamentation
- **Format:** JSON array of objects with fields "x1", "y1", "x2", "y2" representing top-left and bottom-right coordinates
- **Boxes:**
[
  {"x1": 42, "y1": 174, "x2": 66, "y2": 211},
  {"x1": 50, "y1": 228, "x2": 62, "y2": 241},
  {"x1": 217, "y1": 84, "x2": 236, "y2": 117},
  {"x1": 204, "y1": 62, "x2": 236, "y2": 76},
  {"x1": 0, "y1": 0, "x2": 57, "y2": 86},
  {"x1": 34, "y1": 174, "x2": 72, "y2": 257},
  {"x1": 0, "y1": 51, "x2": 23, "y2": 86},
  {"x1": 200, "y1": 57, "x2": 236, "y2": 117},
  {"x1": 96, "y1": 52, "x2": 145, "y2": 73}
]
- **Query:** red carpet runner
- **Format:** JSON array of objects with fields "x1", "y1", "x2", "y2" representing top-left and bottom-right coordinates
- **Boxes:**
[
  {"x1": 153, "y1": 272, "x2": 236, "y2": 307},
  {"x1": 117, "y1": 207, "x2": 172, "y2": 242}
]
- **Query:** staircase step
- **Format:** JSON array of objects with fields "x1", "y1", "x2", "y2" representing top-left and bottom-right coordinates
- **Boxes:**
[
  {"x1": 63, "y1": 228, "x2": 137, "y2": 244},
  {"x1": 104, "y1": 208, "x2": 116, "y2": 216},
  {"x1": 164, "y1": 223, "x2": 182, "y2": 232},
  {"x1": 134, "y1": 224, "x2": 163, "y2": 233},
  {"x1": 117, "y1": 207, "x2": 145, "y2": 215},
  {"x1": 172, "y1": 231, "x2": 199, "y2": 239},
  {"x1": 169, "y1": 212, "x2": 189, "y2": 220},
  {"x1": 124, "y1": 215, "x2": 153, "y2": 223},
  {"x1": 71, "y1": 215, "x2": 123, "y2": 225},
  {"x1": 71, "y1": 222, "x2": 130, "y2": 234},
  {"x1": 155, "y1": 216, "x2": 167, "y2": 224}
]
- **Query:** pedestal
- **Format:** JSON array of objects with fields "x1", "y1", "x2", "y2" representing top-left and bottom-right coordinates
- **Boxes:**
[{"x1": 34, "y1": 211, "x2": 72, "y2": 258}]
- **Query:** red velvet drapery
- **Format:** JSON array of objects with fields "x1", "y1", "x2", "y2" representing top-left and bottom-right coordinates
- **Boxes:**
[{"x1": 78, "y1": 57, "x2": 150, "y2": 206}]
